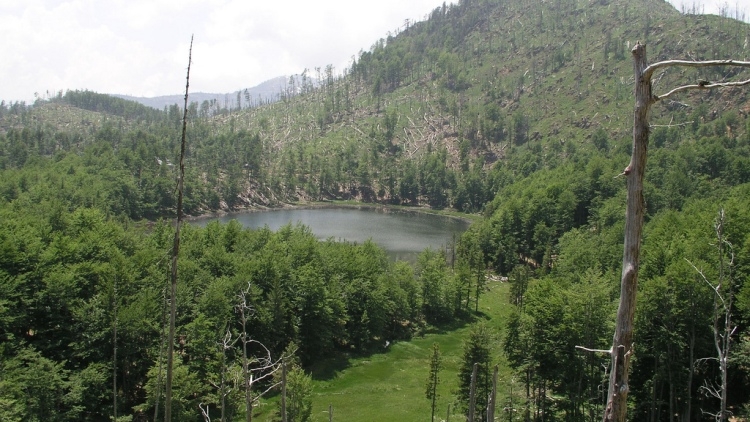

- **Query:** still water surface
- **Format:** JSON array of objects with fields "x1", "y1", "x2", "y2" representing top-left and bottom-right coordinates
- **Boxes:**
[{"x1": 194, "y1": 207, "x2": 470, "y2": 261}]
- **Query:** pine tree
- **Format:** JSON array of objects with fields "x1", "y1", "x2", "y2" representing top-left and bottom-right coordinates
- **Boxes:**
[
  {"x1": 457, "y1": 322, "x2": 493, "y2": 421},
  {"x1": 425, "y1": 343, "x2": 442, "y2": 422}
]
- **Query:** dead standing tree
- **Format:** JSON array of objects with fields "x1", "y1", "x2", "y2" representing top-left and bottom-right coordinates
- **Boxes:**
[
  {"x1": 687, "y1": 209, "x2": 736, "y2": 422},
  {"x1": 165, "y1": 35, "x2": 193, "y2": 422},
  {"x1": 236, "y1": 283, "x2": 286, "y2": 422},
  {"x1": 603, "y1": 42, "x2": 750, "y2": 422}
]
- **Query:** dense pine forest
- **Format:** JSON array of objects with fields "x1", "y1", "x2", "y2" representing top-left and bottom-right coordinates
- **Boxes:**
[{"x1": 3, "y1": 0, "x2": 750, "y2": 420}]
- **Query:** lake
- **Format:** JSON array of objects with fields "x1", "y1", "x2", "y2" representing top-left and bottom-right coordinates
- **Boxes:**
[{"x1": 192, "y1": 207, "x2": 471, "y2": 261}]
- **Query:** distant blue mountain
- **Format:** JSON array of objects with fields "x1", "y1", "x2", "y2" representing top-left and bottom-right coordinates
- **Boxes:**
[{"x1": 114, "y1": 75, "x2": 295, "y2": 110}]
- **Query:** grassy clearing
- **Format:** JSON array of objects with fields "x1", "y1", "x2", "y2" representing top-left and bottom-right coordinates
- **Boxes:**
[{"x1": 256, "y1": 280, "x2": 514, "y2": 422}]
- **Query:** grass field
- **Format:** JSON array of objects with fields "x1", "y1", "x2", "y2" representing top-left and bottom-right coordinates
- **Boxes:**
[{"x1": 256, "y1": 280, "x2": 514, "y2": 422}]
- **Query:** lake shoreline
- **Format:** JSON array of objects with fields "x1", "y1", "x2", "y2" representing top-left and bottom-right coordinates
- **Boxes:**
[
  {"x1": 187, "y1": 200, "x2": 480, "y2": 225},
  {"x1": 191, "y1": 205, "x2": 472, "y2": 262}
]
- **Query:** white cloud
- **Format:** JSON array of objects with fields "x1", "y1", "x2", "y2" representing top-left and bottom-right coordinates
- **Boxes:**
[
  {"x1": 1, "y1": 0, "x2": 449, "y2": 102},
  {"x1": 1, "y1": 0, "x2": 749, "y2": 103},
  {"x1": 671, "y1": 0, "x2": 750, "y2": 16}
]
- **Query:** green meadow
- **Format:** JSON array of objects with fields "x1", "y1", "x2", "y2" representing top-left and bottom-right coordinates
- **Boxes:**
[{"x1": 256, "y1": 281, "x2": 513, "y2": 422}]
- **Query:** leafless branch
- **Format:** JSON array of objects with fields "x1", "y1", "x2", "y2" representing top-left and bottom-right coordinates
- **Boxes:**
[
  {"x1": 700, "y1": 378, "x2": 722, "y2": 400},
  {"x1": 199, "y1": 403, "x2": 212, "y2": 422},
  {"x1": 650, "y1": 121, "x2": 693, "y2": 128},
  {"x1": 700, "y1": 407, "x2": 725, "y2": 422},
  {"x1": 644, "y1": 58, "x2": 750, "y2": 80},
  {"x1": 221, "y1": 327, "x2": 238, "y2": 349},
  {"x1": 656, "y1": 78, "x2": 750, "y2": 102},
  {"x1": 685, "y1": 259, "x2": 730, "y2": 310},
  {"x1": 687, "y1": 210, "x2": 735, "y2": 422},
  {"x1": 575, "y1": 345, "x2": 612, "y2": 354},
  {"x1": 235, "y1": 281, "x2": 297, "y2": 421},
  {"x1": 605, "y1": 43, "x2": 746, "y2": 422},
  {"x1": 254, "y1": 380, "x2": 284, "y2": 405}
]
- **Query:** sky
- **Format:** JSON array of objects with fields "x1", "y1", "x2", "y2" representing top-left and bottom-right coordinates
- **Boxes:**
[{"x1": 1, "y1": 0, "x2": 747, "y2": 103}]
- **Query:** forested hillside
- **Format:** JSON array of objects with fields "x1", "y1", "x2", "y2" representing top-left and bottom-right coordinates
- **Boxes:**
[{"x1": 2, "y1": 0, "x2": 750, "y2": 420}]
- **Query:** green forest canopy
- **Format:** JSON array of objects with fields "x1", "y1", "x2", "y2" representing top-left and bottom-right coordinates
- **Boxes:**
[{"x1": 2, "y1": 0, "x2": 750, "y2": 420}]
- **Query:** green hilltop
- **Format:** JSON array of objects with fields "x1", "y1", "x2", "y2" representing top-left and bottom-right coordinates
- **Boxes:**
[{"x1": 5, "y1": 0, "x2": 748, "y2": 215}]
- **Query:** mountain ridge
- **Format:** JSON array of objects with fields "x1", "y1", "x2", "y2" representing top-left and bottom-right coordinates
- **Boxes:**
[
  {"x1": 112, "y1": 75, "x2": 297, "y2": 110},
  {"x1": 3, "y1": 0, "x2": 750, "y2": 214}
]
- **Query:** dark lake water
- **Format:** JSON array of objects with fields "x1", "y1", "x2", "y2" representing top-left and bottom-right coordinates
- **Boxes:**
[{"x1": 192, "y1": 207, "x2": 471, "y2": 261}]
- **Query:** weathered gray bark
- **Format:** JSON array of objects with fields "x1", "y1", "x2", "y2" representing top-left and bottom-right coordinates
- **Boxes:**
[
  {"x1": 153, "y1": 288, "x2": 168, "y2": 421},
  {"x1": 281, "y1": 360, "x2": 287, "y2": 422},
  {"x1": 689, "y1": 211, "x2": 736, "y2": 422},
  {"x1": 165, "y1": 34, "x2": 193, "y2": 422},
  {"x1": 218, "y1": 328, "x2": 235, "y2": 422},
  {"x1": 712, "y1": 212, "x2": 733, "y2": 422},
  {"x1": 113, "y1": 272, "x2": 118, "y2": 421},
  {"x1": 602, "y1": 41, "x2": 651, "y2": 422},
  {"x1": 235, "y1": 284, "x2": 285, "y2": 422},
  {"x1": 602, "y1": 43, "x2": 750, "y2": 422},
  {"x1": 239, "y1": 293, "x2": 253, "y2": 422},
  {"x1": 487, "y1": 365, "x2": 498, "y2": 422},
  {"x1": 468, "y1": 363, "x2": 478, "y2": 422}
]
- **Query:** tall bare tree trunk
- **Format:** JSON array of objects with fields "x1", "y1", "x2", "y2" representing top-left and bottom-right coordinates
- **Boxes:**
[
  {"x1": 710, "y1": 210, "x2": 733, "y2": 422},
  {"x1": 153, "y1": 287, "x2": 168, "y2": 421},
  {"x1": 595, "y1": 39, "x2": 750, "y2": 422},
  {"x1": 281, "y1": 360, "x2": 287, "y2": 422},
  {"x1": 241, "y1": 303, "x2": 253, "y2": 422},
  {"x1": 487, "y1": 365, "x2": 498, "y2": 422},
  {"x1": 165, "y1": 35, "x2": 193, "y2": 422},
  {"x1": 113, "y1": 271, "x2": 118, "y2": 421},
  {"x1": 469, "y1": 363, "x2": 478, "y2": 422},
  {"x1": 525, "y1": 368, "x2": 531, "y2": 422},
  {"x1": 603, "y1": 41, "x2": 652, "y2": 422}
]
